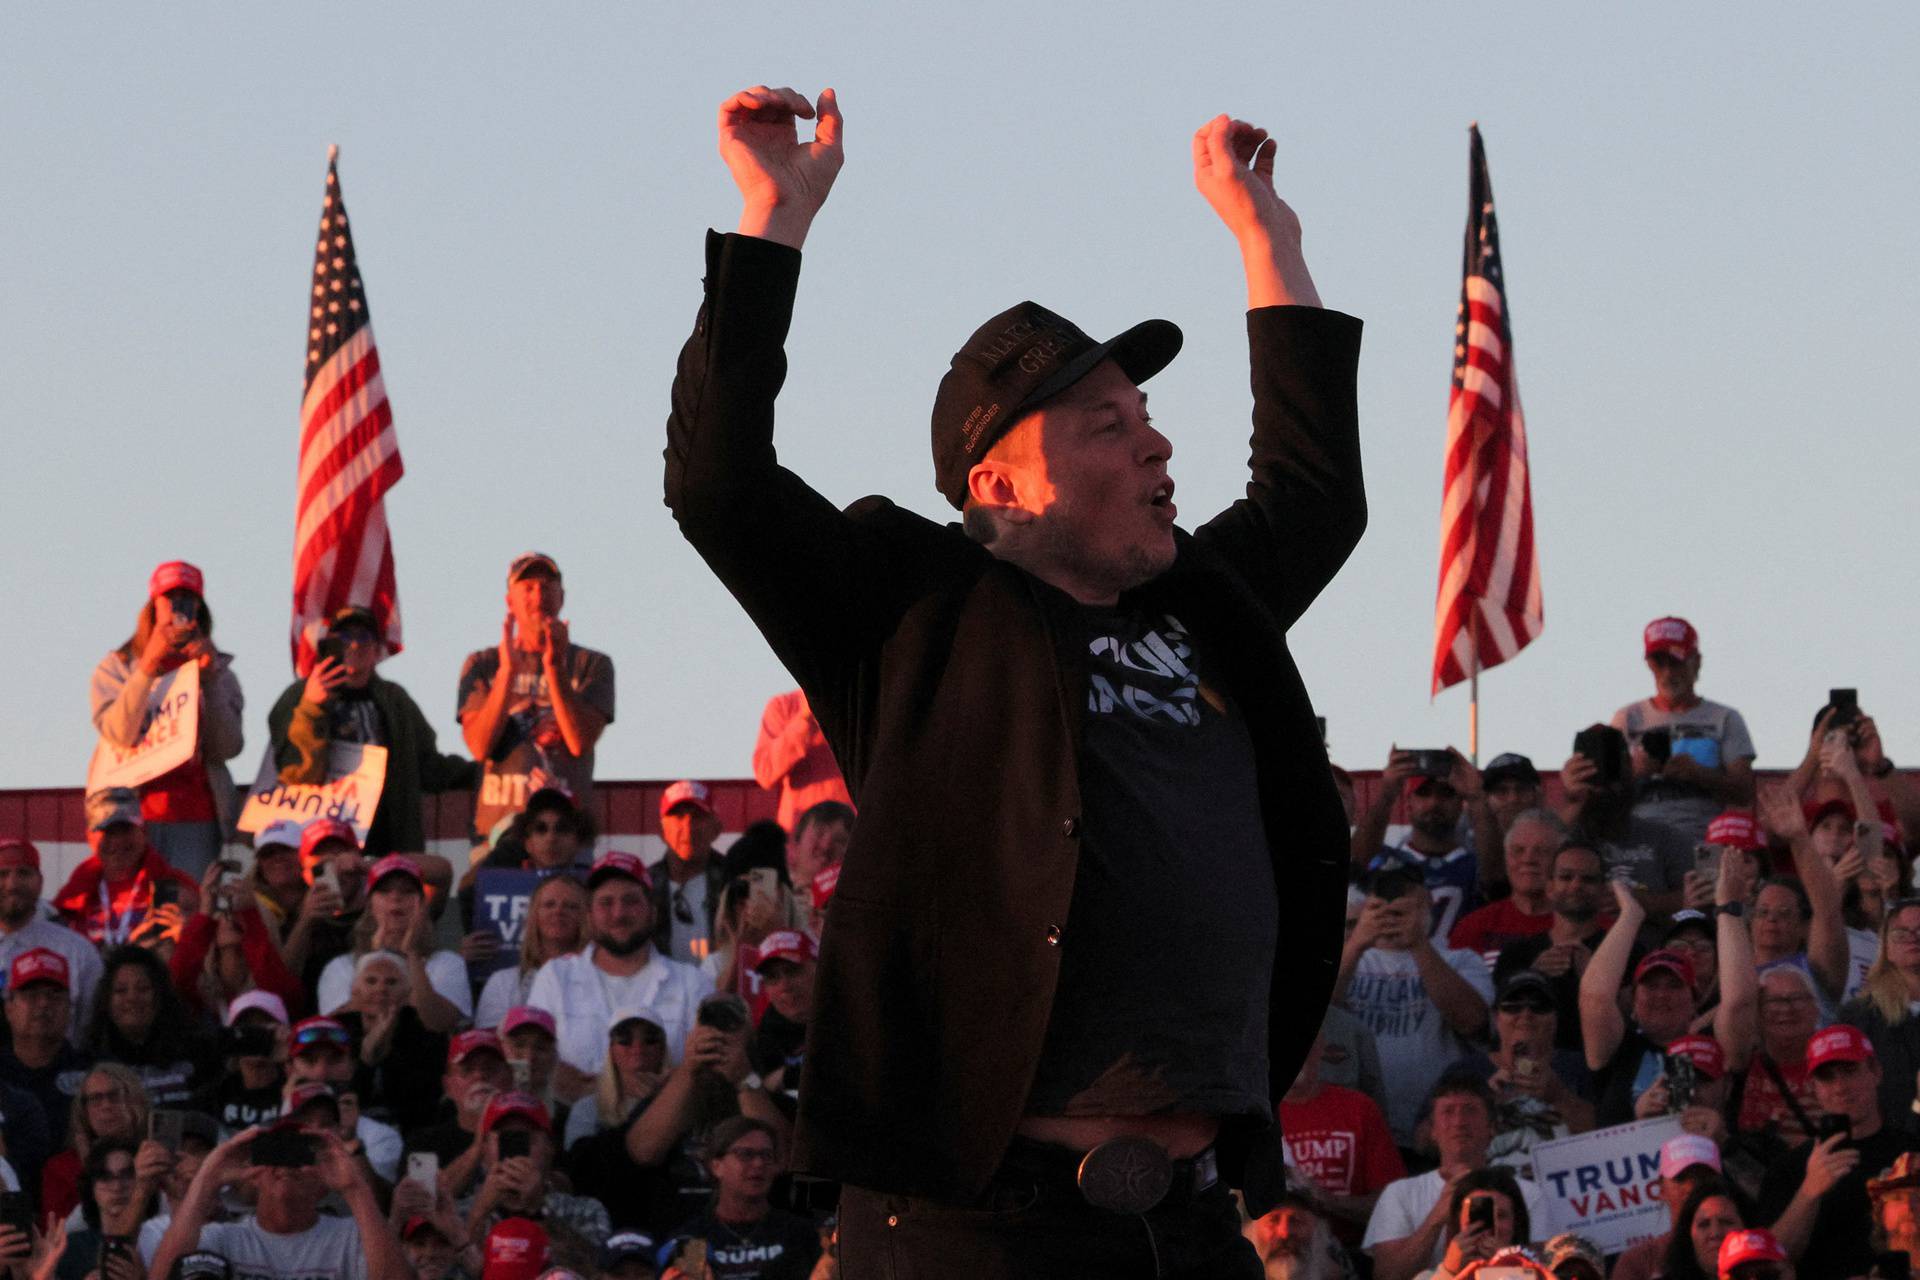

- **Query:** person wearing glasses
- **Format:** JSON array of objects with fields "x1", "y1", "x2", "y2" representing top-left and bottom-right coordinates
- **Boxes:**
[
  {"x1": 660, "y1": 1117, "x2": 819, "y2": 1280},
  {"x1": 267, "y1": 605, "x2": 475, "y2": 862},
  {"x1": 1457, "y1": 970, "x2": 1596, "y2": 1170},
  {"x1": 1841, "y1": 897, "x2": 1920, "y2": 1122}
]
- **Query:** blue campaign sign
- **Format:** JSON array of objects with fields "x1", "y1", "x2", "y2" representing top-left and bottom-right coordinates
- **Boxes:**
[{"x1": 473, "y1": 869, "x2": 547, "y2": 975}]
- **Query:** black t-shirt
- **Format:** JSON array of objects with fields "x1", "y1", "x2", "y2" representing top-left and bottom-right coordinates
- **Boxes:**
[
  {"x1": 1757, "y1": 1120, "x2": 1916, "y2": 1280},
  {"x1": 402, "y1": 1115, "x2": 475, "y2": 1165},
  {"x1": 1494, "y1": 926, "x2": 1613, "y2": 1052},
  {"x1": 193, "y1": 1071, "x2": 287, "y2": 1136},
  {"x1": 0, "y1": 1044, "x2": 91, "y2": 1142},
  {"x1": 1594, "y1": 1027, "x2": 1667, "y2": 1128},
  {"x1": 667, "y1": 1207, "x2": 821, "y2": 1280},
  {"x1": 324, "y1": 686, "x2": 396, "y2": 857},
  {"x1": 336, "y1": 1006, "x2": 448, "y2": 1134},
  {"x1": 1025, "y1": 606, "x2": 1277, "y2": 1118}
]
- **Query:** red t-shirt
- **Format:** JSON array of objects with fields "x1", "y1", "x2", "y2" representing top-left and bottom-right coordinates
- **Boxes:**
[
  {"x1": 140, "y1": 757, "x2": 216, "y2": 824},
  {"x1": 1448, "y1": 898, "x2": 1552, "y2": 966},
  {"x1": 1738, "y1": 1051, "x2": 1817, "y2": 1145},
  {"x1": 1278, "y1": 1084, "x2": 1405, "y2": 1242}
]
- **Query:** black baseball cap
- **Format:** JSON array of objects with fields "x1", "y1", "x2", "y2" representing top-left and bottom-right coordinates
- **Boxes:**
[
  {"x1": 1482, "y1": 753, "x2": 1541, "y2": 788},
  {"x1": 929, "y1": 301, "x2": 1182, "y2": 509},
  {"x1": 1496, "y1": 969, "x2": 1556, "y2": 1005}
]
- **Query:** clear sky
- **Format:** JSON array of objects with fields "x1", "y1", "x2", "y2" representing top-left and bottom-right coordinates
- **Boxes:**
[{"x1": 5, "y1": 3, "x2": 1917, "y2": 791}]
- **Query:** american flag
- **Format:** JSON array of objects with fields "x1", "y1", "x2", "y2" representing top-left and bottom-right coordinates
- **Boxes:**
[
  {"x1": 1431, "y1": 125, "x2": 1542, "y2": 696},
  {"x1": 292, "y1": 145, "x2": 404, "y2": 675}
]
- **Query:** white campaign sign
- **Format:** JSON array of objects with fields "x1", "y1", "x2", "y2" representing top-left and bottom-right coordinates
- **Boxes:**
[
  {"x1": 236, "y1": 741, "x2": 389, "y2": 844},
  {"x1": 86, "y1": 662, "x2": 201, "y2": 792},
  {"x1": 1530, "y1": 1113, "x2": 1682, "y2": 1255}
]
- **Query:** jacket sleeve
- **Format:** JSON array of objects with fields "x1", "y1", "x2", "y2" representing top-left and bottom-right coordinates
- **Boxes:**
[
  {"x1": 267, "y1": 681, "x2": 328, "y2": 785},
  {"x1": 661, "y1": 232, "x2": 942, "y2": 694},
  {"x1": 198, "y1": 659, "x2": 246, "y2": 766},
  {"x1": 238, "y1": 910, "x2": 306, "y2": 1017},
  {"x1": 1193, "y1": 306, "x2": 1367, "y2": 630},
  {"x1": 169, "y1": 913, "x2": 218, "y2": 1009},
  {"x1": 400, "y1": 690, "x2": 477, "y2": 794},
  {"x1": 90, "y1": 654, "x2": 155, "y2": 748}
]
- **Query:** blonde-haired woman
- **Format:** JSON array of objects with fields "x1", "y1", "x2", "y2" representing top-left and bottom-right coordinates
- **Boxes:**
[
  {"x1": 1840, "y1": 896, "x2": 1920, "y2": 1120},
  {"x1": 475, "y1": 874, "x2": 588, "y2": 1029},
  {"x1": 40, "y1": 1064, "x2": 151, "y2": 1221}
]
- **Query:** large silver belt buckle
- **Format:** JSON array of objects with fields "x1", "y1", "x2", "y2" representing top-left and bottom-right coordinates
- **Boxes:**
[{"x1": 1075, "y1": 1136, "x2": 1173, "y2": 1214}]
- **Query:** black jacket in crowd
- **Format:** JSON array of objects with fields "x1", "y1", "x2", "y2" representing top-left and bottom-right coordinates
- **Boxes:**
[{"x1": 664, "y1": 230, "x2": 1365, "y2": 1212}]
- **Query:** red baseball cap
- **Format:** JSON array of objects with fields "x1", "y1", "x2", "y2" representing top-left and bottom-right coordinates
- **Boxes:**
[
  {"x1": 1803, "y1": 795, "x2": 1856, "y2": 828},
  {"x1": 365, "y1": 854, "x2": 422, "y2": 892},
  {"x1": 586, "y1": 850, "x2": 651, "y2": 892},
  {"x1": 448, "y1": 1028, "x2": 506, "y2": 1068},
  {"x1": 7, "y1": 948, "x2": 69, "y2": 993},
  {"x1": 149, "y1": 561, "x2": 205, "y2": 599},
  {"x1": 482, "y1": 1217, "x2": 550, "y2": 1280},
  {"x1": 1704, "y1": 811, "x2": 1764, "y2": 853},
  {"x1": 810, "y1": 864, "x2": 841, "y2": 911},
  {"x1": 289, "y1": 1017, "x2": 351, "y2": 1054},
  {"x1": 752, "y1": 930, "x2": 819, "y2": 972},
  {"x1": 300, "y1": 819, "x2": 359, "y2": 860},
  {"x1": 401, "y1": 1216, "x2": 446, "y2": 1243},
  {"x1": 283, "y1": 1083, "x2": 340, "y2": 1120},
  {"x1": 1666, "y1": 1034, "x2": 1728, "y2": 1080},
  {"x1": 1806, "y1": 1024, "x2": 1876, "y2": 1072},
  {"x1": 1717, "y1": 1228, "x2": 1787, "y2": 1277},
  {"x1": 481, "y1": 1091, "x2": 552, "y2": 1136},
  {"x1": 501, "y1": 1006, "x2": 556, "y2": 1040},
  {"x1": 659, "y1": 779, "x2": 715, "y2": 819},
  {"x1": 0, "y1": 839, "x2": 40, "y2": 871},
  {"x1": 1634, "y1": 948, "x2": 1697, "y2": 988},
  {"x1": 1644, "y1": 616, "x2": 1699, "y2": 661}
]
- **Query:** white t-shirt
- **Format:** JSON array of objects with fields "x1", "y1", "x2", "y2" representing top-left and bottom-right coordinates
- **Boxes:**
[
  {"x1": 563, "y1": 1094, "x2": 601, "y2": 1150},
  {"x1": 526, "y1": 945, "x2": 711, "y2": 1073},
  {"x1": 1344, "y1": 946, "x2": 1495, "y2": 1143},
  {"x1": 316, "y1": 950, "x2": 474, "y2": 1020},
  {"x1": 1362, "y1": 1168, "x2": 1549, "y2": 1263},
  {"x1": 190, "y1": 1214, "x2": 370, "y2": 1280},
  {"x1": 474, "y1": 966, "x2": 534, "y2": 1030}
]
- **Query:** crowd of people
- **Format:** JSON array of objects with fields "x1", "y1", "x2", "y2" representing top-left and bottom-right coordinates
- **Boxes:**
[{"x1": 12, "y1": 557, "x2": 1919, "y2": 1280}]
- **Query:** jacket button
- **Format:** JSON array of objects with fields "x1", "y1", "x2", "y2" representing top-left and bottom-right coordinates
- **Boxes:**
[
  {"x1": 1061, "y1": 818, "x2": 1079, "y2": 837},
  {"x1": 1045, "y1": 925, "x2": 1063, "y2": 946}
]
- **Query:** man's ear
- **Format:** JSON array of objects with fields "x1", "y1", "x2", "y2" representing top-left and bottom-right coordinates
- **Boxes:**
[{"x1": 966, "y1": 462, "x2": 1036, "y2": 525}]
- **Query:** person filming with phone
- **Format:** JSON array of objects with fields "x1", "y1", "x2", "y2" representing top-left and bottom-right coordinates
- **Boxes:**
[
  {"x1": 1416, "y1": 1171, "x2": 1531, "y2": 1280},
  {"x1": 90, "y1": 561, "x2": 247, "y2": 880},
  {"x1": 1609, "y1": 617, "x2": 1757, "y2": 845},
  {"x1": 1757, "y1": 1026, "x2": 1919, "y2": 1280},
  {"x1": 267, "y1": 605, "x2": 473, "y2": 864},
  {"x1": 148, "y1": 1119, "x2": 411, "y2": 1280}
]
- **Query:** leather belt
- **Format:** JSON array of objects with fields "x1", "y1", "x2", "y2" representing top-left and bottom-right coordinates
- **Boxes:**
[{"x1": 1000, "y1": 1135, "x2": 1219, "y2": 1215}]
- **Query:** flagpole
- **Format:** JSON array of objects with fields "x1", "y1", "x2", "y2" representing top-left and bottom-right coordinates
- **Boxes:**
[{"x1": 1468, "y1": 613, "x2": 1481, "y2": 766}]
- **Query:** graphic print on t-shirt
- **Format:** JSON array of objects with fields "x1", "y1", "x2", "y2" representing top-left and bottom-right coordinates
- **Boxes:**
[
  {"x1": 1024, "y1": 606, "x2": 1276, "y2": 1120},
  {"x1": 1086, "y1": 611, "x2": 1208, "y2": 724}
]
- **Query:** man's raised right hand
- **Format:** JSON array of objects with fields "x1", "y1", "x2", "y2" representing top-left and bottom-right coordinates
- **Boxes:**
[{"x1": 719, "y1": 85, "x2": 844, "y2": 250}]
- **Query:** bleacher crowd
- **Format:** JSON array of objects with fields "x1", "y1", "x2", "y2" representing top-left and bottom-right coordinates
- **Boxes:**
[{"x1": 8, "y1": 558, "x2": 1919, "y2": 1280}]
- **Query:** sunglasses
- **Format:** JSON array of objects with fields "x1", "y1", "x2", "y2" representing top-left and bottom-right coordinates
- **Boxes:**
[
  {"x1": 611, "y1": 1026, "x2": 664, "y2": 1047},
  {"x1": 1498, "y1": 998, "x2": 1555, "y2": 1015},
  {"x1": 96, "y1": 1166, "x2": 137, "y2": 1184}
]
